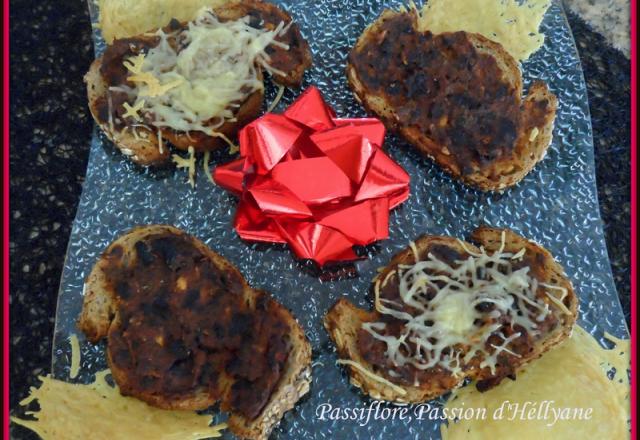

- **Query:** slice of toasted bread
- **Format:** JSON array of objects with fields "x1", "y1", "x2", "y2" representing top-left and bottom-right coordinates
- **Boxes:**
[
  {"x1": 324, "y1": 226, "x2": 577, "y2": 403},
  {"x1": 86, "y1": 0, "x2": 312, "y2": 166},
  {"x1": 346, "y1": 9, "x2": 558, "y2": 191},
  {"x1": 78, "y1": 225, "x2": 311, "y2": 440}
]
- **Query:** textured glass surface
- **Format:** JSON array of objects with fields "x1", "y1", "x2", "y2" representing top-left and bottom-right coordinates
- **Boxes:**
[{"x1": 52, "y1": 1, "x2": 628, "y2": 438}]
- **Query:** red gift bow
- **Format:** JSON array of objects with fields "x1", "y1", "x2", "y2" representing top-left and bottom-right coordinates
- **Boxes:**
[{"x1": 214, "y1": 86, "x2": 410, "y2": 266}]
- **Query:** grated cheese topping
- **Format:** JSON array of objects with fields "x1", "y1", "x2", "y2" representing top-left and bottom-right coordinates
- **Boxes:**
[
  {"x1": 203, "y1": 151, "x2": 215, "y2": 184},
  {"x1": 337, "y1": 359, "x2": 407, "y2": 396},
  {"x1": 266, "y1": 84, "x2": 286, "y2": 113},
  {"x1": 122, "y1": 100, "x2": 145, "y2": 121},
  {"x1": 68, "y1": 335, "x2": 81, "y2": 380},
  {"x1": 115, "y1": 7, "x2": 289, "y2": 139},
  {"x1": 172, "y1": 146, "x2": 197, "y2": 187},
  {"x1": 414, "y1": 0, "x2": 551, "y2": 62},
  {"x1": 364, "y1": 231, "x2": 572, "y2": 379}
]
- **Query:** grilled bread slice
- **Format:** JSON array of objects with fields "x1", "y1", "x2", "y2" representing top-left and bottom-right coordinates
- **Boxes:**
[
  {"x1": 346, "y1": 9, "x2": 558, "y2": 191},
  {"x1": 78, "y1": 225, "x2": 311, "y2": 440},
  {"x1": 86, "y1": 0, "x2": 312, "y2": 166},
  {"x1": 324, "y1": 226, "x2": 577, "y2": 403}
]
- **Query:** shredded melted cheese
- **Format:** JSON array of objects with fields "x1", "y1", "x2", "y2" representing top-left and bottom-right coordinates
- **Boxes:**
[
  {"x1": 203, "y1": 151, "x2": 215, "y2": 184},
  {"x1": 266, "y1": 84, "x2": 286, "y2": 113},
  {"x1": 172, "y1": 146, "x2": 197, "y2": 187},
  {"x1": 11, "y1": 371, "x2": 227, "y2": 439},
  {"x1": 97, "y1": 0, "x2": 230, "y2": 43},
  {"x1": 337, "y1": 359, "x2": 407, "y2": 396},
  {"x1": 415, "y1": 0, "x2": 551, "y2": 62},
  {"x1": 122, "y1": 99, "x2": 145, "y2": 121},
  {"x1": 441, "y1": 326, "x2": 630, "y2": 439},
  {"x1": 364, "y1": 232, "x2": 571, "y2": 379},
  {"x1": 68, "y1": 335, "x2": 80, "y2": 380},
  {"x1": 115, "y1": 7, "x2": 288, "y2": 139},
  {"x1": 228, "y1": 142, "x2": 240, "y2": 155}
]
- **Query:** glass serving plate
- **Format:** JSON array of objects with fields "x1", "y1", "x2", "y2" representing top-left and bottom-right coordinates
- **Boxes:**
[{"x1": 50, "y1": 1, "x2": 629, "y2": 439}]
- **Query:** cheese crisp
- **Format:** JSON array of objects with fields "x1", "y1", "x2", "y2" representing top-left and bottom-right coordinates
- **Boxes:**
[
  {"x1": 97, "y1": 0, "x2": 229, "y2": 42},
  {"x1": 441, "y1": 326, "x2": 630, "y2": 439},
  {"x1": 11, "y1": 371, "x2": 227, "y2": 440},
  {"x1": 416, "y1": 0, "x2": 551, "y2": 61}
]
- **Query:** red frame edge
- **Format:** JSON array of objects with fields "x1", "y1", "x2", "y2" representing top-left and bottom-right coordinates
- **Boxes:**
[
  {"x1": 3, "y1": 0, "x2": 11, "y2": 438},
  {"x1": 630, "y1": 0, "x2": 638, "y2": 438}
]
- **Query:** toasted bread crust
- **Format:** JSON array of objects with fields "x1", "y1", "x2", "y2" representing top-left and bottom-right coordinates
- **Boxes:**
[
  {"x1": 85, "y1": 59, "x2": 170, "y2": 166},
  {"x1": 78, "y1": 225, "x2": 311, "y2": 440},
  {"x1": 346, "y1": 9, "x2": 558, "y2": 191},
  {"x1": 86, "y1": 0, "x2": 312, "y2": 166},
  {"x1": 324, "y1": 227, "x2": 577, "y2": 403}
]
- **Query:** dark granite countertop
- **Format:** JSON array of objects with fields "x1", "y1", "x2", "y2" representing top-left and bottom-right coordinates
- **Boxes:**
[{"x1": 8, "y1": 0, "x2": 630, "y2": 437}]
